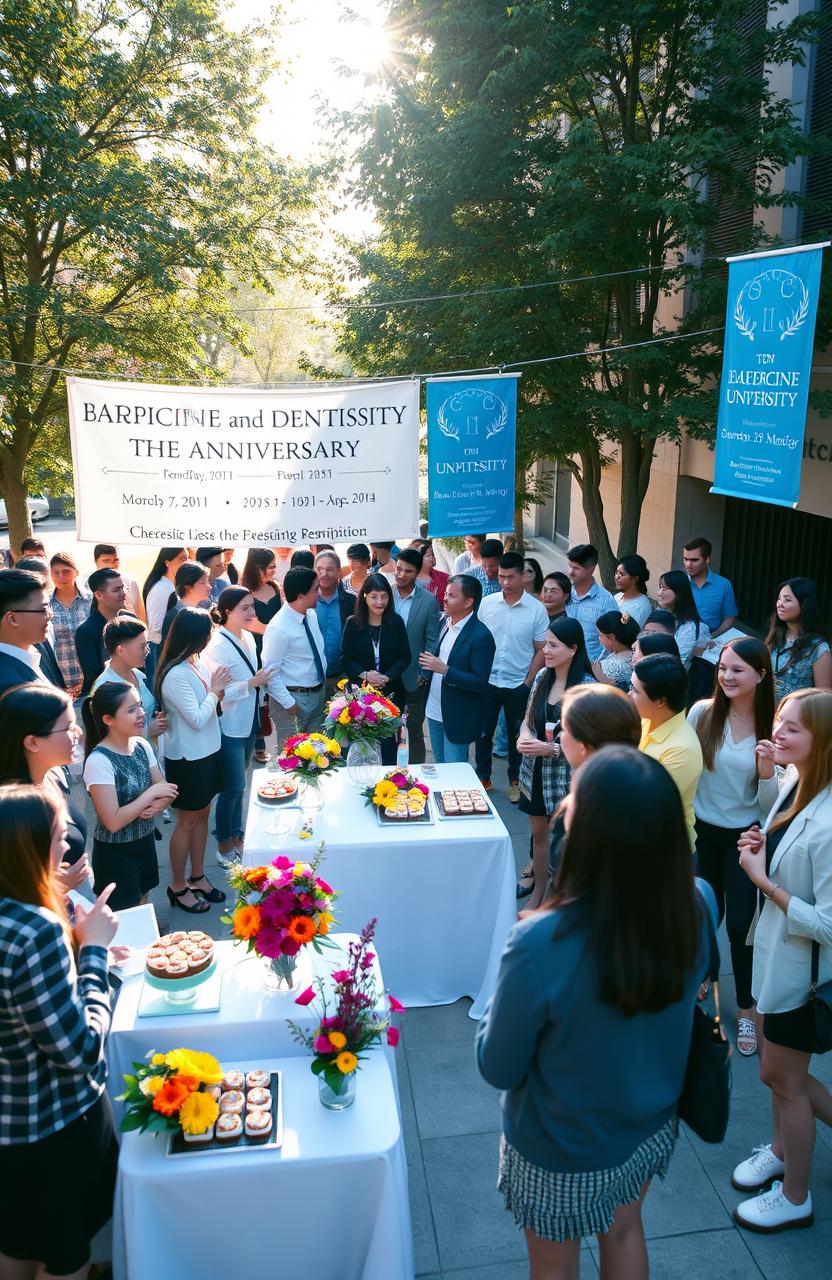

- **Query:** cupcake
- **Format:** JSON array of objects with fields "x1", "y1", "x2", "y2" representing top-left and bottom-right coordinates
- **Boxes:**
[
  {"x1": 183, "y1": 1123, "x2": 214, "y2": 1146},
  {"x1": 215, "y1": 1113, "x2": 243, "y2": 1142},
  {"x1": 246, "y1": 1070, "x2": 270, "y2": 1090},
  {"x1": 205, "y1": 1085, "x2": 222, "y2": 1104},
  {"x1": 219, "y1": 1089, "x2": 244, "y2": 1114},
  {"x1": 246, "y1": 1086, "x2": 271, "y2": 1110},
  {"x1": 244, "y1": 1109, "x2": 273, "y2": 1140},
  {"x1": 222, "y1": 1070, "x2": 245, "y2": 1092},
  {"x1": 168, "y1": 931, "x2": 187, "y2": 945}
]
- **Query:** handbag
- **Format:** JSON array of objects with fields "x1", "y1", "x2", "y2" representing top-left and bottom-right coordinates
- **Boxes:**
[
  {"x1": 809, "y1": 941, "x2": 832, "y2": 1054},
  {"x1": 677, "y1": 977, "x2": 732, "y2": 1143},
  {"x1": 220, "y1": 630, "x2": 268, "y2": 733}
]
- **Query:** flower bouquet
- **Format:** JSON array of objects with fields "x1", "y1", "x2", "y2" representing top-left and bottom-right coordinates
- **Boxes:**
[
  {"x1": 221, "y1": 845, "x2": 338, "y2": 989},
  {"x1": 324, "y1": 680, "x2": 401, "y2": 748},
  {"x1": 277, "y1": 731, "x2": 342, "y2": 813},
  {"x1": 363, "y1": 768, "x2": 430, "y2": 819},
  {"x1": 119, "y1": 1047, "x2": 224, "y2": 1139},
  {"x1": 289, "y1": 918, "x2": 404, "y2": 1110}
]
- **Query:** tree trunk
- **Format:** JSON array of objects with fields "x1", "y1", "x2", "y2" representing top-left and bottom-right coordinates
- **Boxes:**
[
  {"x1": 512, "y1": 503, "x2": 525, "y2": 554},
  {"x1": 616, "y1": 427, "x2": 654, "y2": 559},
  {"x1": 575, "y1": 447, "x2": 617, "y2": 589},
  {"x1": 0, "y1": 456, "x2": 33, "y2": 555}
]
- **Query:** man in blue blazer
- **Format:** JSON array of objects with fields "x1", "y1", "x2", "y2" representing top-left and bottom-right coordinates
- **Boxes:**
[
  {"x1": 0, "y1": 568, "x2": 67, "y2": 694},
  {"x1": 419, "y1": 574, "x2": 496, "y2": 763},
  {"x1": 394, "y1": 548, "x2": 440, "y2": 764}
]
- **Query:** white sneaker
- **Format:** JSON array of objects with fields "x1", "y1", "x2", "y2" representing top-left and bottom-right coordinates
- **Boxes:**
[
  {"x1": 731, "y1": 1143, "x2": 785, "y2": 1191},
  {"x1": 215, "y1": 850, "x2": 240, "y2": 870},
  {"x1": 734, "y1": 1181, "x2": 813, "y2": 1233}
]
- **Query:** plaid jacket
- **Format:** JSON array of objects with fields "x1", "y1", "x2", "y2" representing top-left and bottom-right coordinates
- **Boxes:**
[
  {"x1": 50, "y1": 588, "x2": 91, "y2": 695},
  {"x1": 0, "y1": 899, "x2": 111, "y2": 1145}
]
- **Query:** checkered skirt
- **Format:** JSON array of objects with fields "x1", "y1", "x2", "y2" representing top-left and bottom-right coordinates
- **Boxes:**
[{"x1": 497, "y1": 1118, "x2": 677, "y2": 1242}]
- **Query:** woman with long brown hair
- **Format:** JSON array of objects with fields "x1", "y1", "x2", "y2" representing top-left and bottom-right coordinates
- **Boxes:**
[
  {"x1": 0, "y1": 785, "x2": 118, "y2": 1280},
  {"x1": 687, "y1": 636, "x2": 777, "y2": 1057},
  {"x1": 731, "y1": 688, "x2": 832, "y2": 1233},
  {"x1": 241, "y1": 549, "x2": 281, "y2": 762},
  {"x1": 477, "y1": 748, "x2": 709, "y2": 1276}
]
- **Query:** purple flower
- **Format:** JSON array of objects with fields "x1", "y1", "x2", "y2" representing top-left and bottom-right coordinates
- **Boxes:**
[{"x1": 253, "y1": 928, "x2": 284, "y2": 959}]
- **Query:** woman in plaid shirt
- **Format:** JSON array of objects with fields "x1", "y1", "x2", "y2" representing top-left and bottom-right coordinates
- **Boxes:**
[{"x1": 0, "y1": 785, "x2": 118, "y2": 1279}]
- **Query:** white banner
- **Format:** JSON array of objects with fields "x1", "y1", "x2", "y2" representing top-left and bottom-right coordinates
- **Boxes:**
[{"x1": 67, "y1": 377, "x2": 421, "y2": 547}]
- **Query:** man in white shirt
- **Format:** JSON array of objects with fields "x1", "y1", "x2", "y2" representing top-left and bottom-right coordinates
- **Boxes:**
[
  {"x1": 564, "y1": 543, "x2": 617, "y2": 665},
  {"x1": 476, "y1": 552, "x2": 549, "y2": 801},
  {"x1": 263, "y1": 566, "x2": 327, "y2": 746},
  {"x1": 0, "y1": 568, "x2": 65, "y2": 693},
  {"x1": 420, "y1": 575, "x2": 496, "y2": 763}
]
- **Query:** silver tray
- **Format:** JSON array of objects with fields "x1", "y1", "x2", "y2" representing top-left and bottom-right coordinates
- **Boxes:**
[{"x1": 166, "y1": 1071, "x2": 283, "y2": 1157}]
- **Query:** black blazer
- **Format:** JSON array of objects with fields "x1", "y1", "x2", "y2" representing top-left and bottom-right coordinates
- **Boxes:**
[
  {"x1": 0, "y1": 642, "x2": 66, "y2": 696},
  {"x1": 339, "y1": 613, "x2": 411, "y2": 706},
  {"x1": 429, "y1": 614, "x2": 496, "y2": 745},
  {"x1": 74, "y1": 609, "x2": 107, "y2": 695}
]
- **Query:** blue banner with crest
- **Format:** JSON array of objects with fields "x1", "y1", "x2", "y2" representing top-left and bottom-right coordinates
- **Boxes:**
[
  {"x1": 712, "y1": 243, "x2": 827, "y2": 508},
  {"x1": 426, "y1": 374, "x2": 519, "y2": 536}
]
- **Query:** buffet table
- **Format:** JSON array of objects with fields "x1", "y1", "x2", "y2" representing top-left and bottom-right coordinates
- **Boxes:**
[
  {"x1": 113, "y1": 1053, "x2": 413, "y2": 1280},
  {"x1": 108, "y1": 936, "x2": 394, "y2": 1113},
  {"x1": 243, "y1": 763, "x2": 516, "y2": 1018}
]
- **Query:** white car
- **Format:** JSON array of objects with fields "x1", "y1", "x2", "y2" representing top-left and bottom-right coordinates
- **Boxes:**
[{"x1": 0, "y1": 494, "x2": 50, "y2": 527}]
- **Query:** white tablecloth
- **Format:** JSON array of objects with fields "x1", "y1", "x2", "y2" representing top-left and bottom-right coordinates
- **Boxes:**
[
  {"x1": 108, "y1": 936, "x2": 394, "y2": 1112},
  {"x1": 113, "y1": 1053, "x2": 413, "y2": 1280},
  {"x1": 243, "y1": 764, "x2": 516, "y2": 1019}
]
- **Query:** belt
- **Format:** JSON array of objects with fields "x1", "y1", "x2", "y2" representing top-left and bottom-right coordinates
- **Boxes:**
[{"x1": 285, "y1": 684, "x2": 323, "y2": 694}]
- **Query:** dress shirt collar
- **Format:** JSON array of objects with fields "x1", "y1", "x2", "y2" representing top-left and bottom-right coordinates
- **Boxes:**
[
  {"x1": 640, "y1": 710, "x2": 686, "y2": 747},
  {"x1": 446, "y1": 612, "x2": 471, "y2": 636},
  {"x1": 572, "y1": 579, "x2": 601, "y2": 602},
  {"x1": 0, "y1": 640, "x2": 42, "y2": 671}
]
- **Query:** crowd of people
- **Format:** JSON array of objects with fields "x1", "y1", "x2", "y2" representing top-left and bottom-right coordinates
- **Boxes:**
[{"x1": 0, "y1": 526, "x2": 830, "y2": 1278}]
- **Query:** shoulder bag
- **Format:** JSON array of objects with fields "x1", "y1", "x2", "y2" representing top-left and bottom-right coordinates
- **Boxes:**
[
  {"x1": 686, "y1": 622, "x2": 716, "y2": 706},
  {"x1": 677, "y1": 907, "x2": 732, "y2": 1142},
  {"x1": 809, "y1": 941, "x2": 832, "y2": 1054},
  {"x1": 221, "y1": 631, "x2": 271, "y2": 737}
]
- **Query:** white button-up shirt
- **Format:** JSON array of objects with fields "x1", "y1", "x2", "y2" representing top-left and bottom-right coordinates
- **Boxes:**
[
  {"x1": 426, "y1": 613, "x2": 471, "y2": 722},
  {"x1": 262, "y1": 605, "x2": 327, "y2": 709},
  {"x1": 479, "y1": 592, "x2": 550, "y2": 688}
]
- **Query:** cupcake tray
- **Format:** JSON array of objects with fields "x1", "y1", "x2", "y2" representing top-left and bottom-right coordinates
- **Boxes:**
[
  {"x1": 432, "y1": 790, "x2": 496, "y2": 820},
  {"x1": 166, "y1": 1071, "x2": 283, "y2": 1157},
  {"x1": 375, "y1": 795, "x2": 434, "y2": 826}
]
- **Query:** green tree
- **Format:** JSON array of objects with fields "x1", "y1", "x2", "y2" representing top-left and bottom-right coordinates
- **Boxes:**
[
  {"x1": 0, "y1": 0, "x2": 314, "y2": 551},
  {"x1": 334, "y1": 0, "x2": 824, "y2": 583}
]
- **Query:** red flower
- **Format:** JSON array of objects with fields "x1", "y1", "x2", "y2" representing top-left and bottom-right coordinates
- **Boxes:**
[
  {"x1": 388, "y1": 994, "x2": 406, "y2": 1013},
  {"x1": 387, "y1": 1026, "x2": 400, "y2": 1047},
  {"x1": 315, "y1": 877, "x2": 334, "y2": 894},
  {"x1": 295, "y1": 985, "x2": 316, "y2": 1006}
]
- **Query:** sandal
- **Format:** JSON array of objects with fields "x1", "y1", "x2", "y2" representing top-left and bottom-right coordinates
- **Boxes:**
[
  {"x1": 166, "y1": 885, "x2": 209, "y2": 914},
  {"x1": 737, "y1": 1017, "x2": 757, "y2": 1056},
  {"x1": 255, "y1": 749, "x2": 270, "y2": 764},
  {"x1": 188, "y1": 874, "x2": 226, "y2": 904},
  {"x1": 697, "y1": 979, "x2": 711, "y2": 1002}
]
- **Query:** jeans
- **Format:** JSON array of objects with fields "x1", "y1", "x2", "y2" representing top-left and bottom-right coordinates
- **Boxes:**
[
  {"x1": 695, "y1": 817, "x2": 757, "y2": 1008},
  {"x1": 475, "y1": 682, "x2": 531, "y2": 784},
  {"x1": 427, "y1": 718, "x2": 471, "y2": 764},
  {"x1": 216, "y1": 729, "x2": 256, "y2": 841},
  {"x1": 494, "y1": 708, "x2": 508, "y2": 755}
]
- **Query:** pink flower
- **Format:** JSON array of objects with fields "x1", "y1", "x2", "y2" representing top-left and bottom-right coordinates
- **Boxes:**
[
  {"x1": 295, "y1": 985, "x2": 316, "y2": 1006},
  {"x1": 331, "y1": 969, "x2": 351, "y2": 984},
  {"x1": 253, "y1": 928, "x2": 284, "y2": 959},
  {"x1": 363, "y1": 708, "x2": 378, "y2": 723},
  {"x1": 272, "y1": 855, "x2": 293, "y2": 870},
  {"x1": 281, "y1": 937, "x2": 300, "y2": 956},
  {"x1": 313, "y1": 1034, "x2": 335, "y2": 1054},
  {"x1": 315, "y1": 877, "x2": 334, "y2": 894},
  {"x1": 389, "y1": 772, "x2": 407, "y2": 787},
  {"x1": 388, "y1": 994, "x2": 406, "y2": 1013},
  {"x1": 321, "y1": 1015, "x2": 344, "y2": 1031},
  {"x1": 416, "y1": 782, "x2": 429, "y2": 796},
  {"x1": 298, "y1": 894, "x2": 315, "y2": 911},
  {"x1": 387, "y1": 1026, "x2": 400, "y2": 1047},
  {"x1": 348, "y1": 700, "x2": 363, "y2": 718}
]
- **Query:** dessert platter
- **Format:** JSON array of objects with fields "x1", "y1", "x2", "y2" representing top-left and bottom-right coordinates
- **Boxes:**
[
  {"x1": 167, "y1": 1067, "x2": 283, "y2": 1157},
  {"x1": 376, "y1": 789, "x2": 433, "y2": 826},
  {"x1": 141, "y1": 931, "x2": 219, "y2": 1008},
  {"x1": 255, "y1": 774, "x2": 299, "y2": 806},
  {"x1": 433, "y1": 788, "x2": 494, "y2": 819}
]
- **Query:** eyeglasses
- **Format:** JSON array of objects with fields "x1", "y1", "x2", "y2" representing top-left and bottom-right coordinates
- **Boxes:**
[
  {"x1": 12, "y1": 605, "x2": 53, "y2": 617},
  {"x1": 42, "y1": 723, "x2": 81, "y2": 736}
]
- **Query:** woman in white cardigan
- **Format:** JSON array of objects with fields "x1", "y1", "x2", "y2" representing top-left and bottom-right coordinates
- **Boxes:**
[
  {"x1": 205, "y1": 587, "x2": 274, "y2": 864},
  {"x1": 731, "y1": 688, "x2": 832, "y2": 1233},
  {"x1": 155, "y1": 607, "x2": 231, "y2": 913}
]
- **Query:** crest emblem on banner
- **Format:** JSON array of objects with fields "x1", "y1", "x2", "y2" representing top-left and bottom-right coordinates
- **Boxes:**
[
  {"x1": 733, "y1": 267, "x2": 810, "y2": 343},
  {"x1": 436, "y1": 387, "x2": 507, "y2": 442}
]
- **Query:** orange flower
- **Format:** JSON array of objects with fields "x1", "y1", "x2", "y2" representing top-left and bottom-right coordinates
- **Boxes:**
[
  {"x1": 173, "y1": 1075, "x2": 201, "y2": 1095},
  {"x1": 233, "y1": 904, "x2": 261, "y2": 940},
  {"x1": 287, "y1": 914, "x2": 316, "y2": 944},
  {"x1": 152, "y1": 1077, "x2": 193, "y2": 1116},
  {"x1": 316, "y1": 911, "x2": 334, "y2": 937},
  {"x1": 244, "y1": 867, "x2": 269, "y2": 888}
]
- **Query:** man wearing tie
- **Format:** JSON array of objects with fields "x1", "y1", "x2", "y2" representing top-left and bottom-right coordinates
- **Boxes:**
[
  {"x1": 419, "y1": 574, "x2": 496, "y2": 764},
  {"x1": 262, "y1": 566, "x2": 327, "y2": 747}
]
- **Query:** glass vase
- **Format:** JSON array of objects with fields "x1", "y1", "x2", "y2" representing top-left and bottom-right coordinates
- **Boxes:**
[
  {"x1": 263, "y1": 953, "x2": 299, "y2": 992},
  {"x1": 318, "y1": 1070, "x2": 357, "y2": 1111},
  {"x1": 346, "y1": 739, "x2": 382, "y2": 790},
  {"x1": 299, "y1": 780, "x2": 324, "y2": 814}
]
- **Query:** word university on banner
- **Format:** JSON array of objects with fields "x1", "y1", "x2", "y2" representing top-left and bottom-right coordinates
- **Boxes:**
[
  {"x1": 712, "y1": 242, "x2": 828, "y2": 509},
  {"x1": 67, "y1": 377, "x2": 421, "y2": 547},
  {"x1": 425, "y1": 374, "x2": 520, "y2": 537}
]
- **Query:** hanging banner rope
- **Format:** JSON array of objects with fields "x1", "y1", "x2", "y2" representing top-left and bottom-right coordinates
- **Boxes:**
[
  {"x1": 67, "y1": 377, "x2": 420, "y2": 546},
  {"x1": 711, "y1": 242, "x2": 829, "y2": 509},
  {"x1": 425, "y1": 373, "x2": 521, "y2": 537}
]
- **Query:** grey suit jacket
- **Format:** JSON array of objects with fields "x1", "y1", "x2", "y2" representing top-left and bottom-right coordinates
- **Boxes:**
[
  {"x1": 748, "y1": 768, "x2": 832, "y2": 1013},
  {"x1": 399, "y1": 587, "x2": 440, "y2": 694}
]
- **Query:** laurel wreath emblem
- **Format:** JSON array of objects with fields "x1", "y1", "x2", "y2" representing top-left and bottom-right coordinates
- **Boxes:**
[
  {"x1": 436, "y1": 389, "x2": 508, "y2": 442},
  {"x1": 778, "y1": 284, "x2": 810, "y2": 340},
  {"x1": 734, "y1": 271, "x2": 811, "y2": 344},
  {"x1": 733, "y1": 296, "x2": 756, "y2": 342}
]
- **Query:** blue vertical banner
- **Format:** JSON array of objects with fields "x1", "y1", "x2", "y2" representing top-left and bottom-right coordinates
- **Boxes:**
[
  {"x1": 426, "y1": 373, "x2": 520, "y2": 536},
  {"x1": 712, "y1": 242, "x2": 828, "y2": 508}
]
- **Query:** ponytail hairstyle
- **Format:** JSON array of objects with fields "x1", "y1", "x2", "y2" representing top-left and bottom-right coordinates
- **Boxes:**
[
  {"x1": 82, "y1": 682, "x2": 135, "y2": 759},
  {"x1": 595, "y1": 609, "x2": 640, "y2": 649},
  {"x1": 141, "y1": 547, "x2": 186, "y2": 603},
  {"x1": 695, "y1": 637, "x2": 774, "y2": 772},
  {"x1": 211, "y1": 586, "x2": 250, "y2": 627},
  {"x1": 154, "y1": 606, "x2": 214, "y2": 707},
  {"x1": 616, "y1": 554, "x2": 650, "y2": 595},
  {"x1": 0, "y1": 783, "x2": 67, "y2": 925},
  {"x1": 0, "y1": 684, "x2": 74, "y2": 782}
]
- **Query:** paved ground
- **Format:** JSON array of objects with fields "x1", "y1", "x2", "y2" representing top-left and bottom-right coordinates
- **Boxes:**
[{"x1": 81, "y1": 745, "x2": 832, "y2": 1279}]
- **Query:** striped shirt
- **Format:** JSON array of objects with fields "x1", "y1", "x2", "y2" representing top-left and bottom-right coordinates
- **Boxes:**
[
  {"x1": 50, "y1": 587, "x2": 91, "y2": 696},
  {"x1": 0, "y1": 899, "x2": 111, "y2": 1145},
  {"x1": 470, "y1": 566, "x2": 502, "y2": 596}
]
